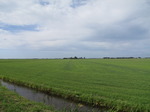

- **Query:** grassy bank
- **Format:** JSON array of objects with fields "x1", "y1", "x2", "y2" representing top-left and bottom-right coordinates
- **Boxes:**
[
  {"x1": 0, "y1": 59, "x2": 150, "y2": 112},
  {"x1": 0, "y1": 84, "x2": 55, "y2": 112}
]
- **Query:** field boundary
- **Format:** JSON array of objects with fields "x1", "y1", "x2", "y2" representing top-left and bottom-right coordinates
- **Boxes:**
[{"x1": 0, "y1": 75, "x2": 148, "y2": 112}]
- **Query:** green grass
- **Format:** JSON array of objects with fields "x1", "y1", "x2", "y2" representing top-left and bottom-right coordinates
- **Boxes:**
[
  {"x1": 0, "y1": 84, "x2": 54, "y2": 112},
  {"x1": 0, "y1": 59, "x2": 150, "y2": 112}
]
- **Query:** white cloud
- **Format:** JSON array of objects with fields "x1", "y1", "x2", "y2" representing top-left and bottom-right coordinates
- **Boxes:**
[{"x1": 0, "y1": 0, "x2": 150, "y2": 57}]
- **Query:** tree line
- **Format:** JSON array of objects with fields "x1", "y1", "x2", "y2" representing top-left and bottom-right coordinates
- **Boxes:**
[
  {"x1": 103, "y1": 57, "x2": 141, "y2": 59},
  {"x1": 63, "y1": 56, "x2": 85, "y2": 59}
]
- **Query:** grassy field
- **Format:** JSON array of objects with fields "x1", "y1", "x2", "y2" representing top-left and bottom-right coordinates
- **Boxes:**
[
  {"x1": 0, "y1": 84, "x2": 54, "y2": 112},
  {"x1": 0, "y1": 59, "x2": 150, "y2": 112}
]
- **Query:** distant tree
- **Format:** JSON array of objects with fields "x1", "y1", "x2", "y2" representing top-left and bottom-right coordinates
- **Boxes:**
[{"x1": 74, "y1": 56, "x2": 78, "y2": 59}]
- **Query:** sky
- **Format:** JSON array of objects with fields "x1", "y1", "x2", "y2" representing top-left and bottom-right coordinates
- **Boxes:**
[{"x1": 0, "y1": 0, "x2": 150, "y2": 58}]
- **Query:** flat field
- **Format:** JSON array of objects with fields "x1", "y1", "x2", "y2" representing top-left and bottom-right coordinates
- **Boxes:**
[{"x1": 0, "y1": 59, "x2": 150, "y2": 112}]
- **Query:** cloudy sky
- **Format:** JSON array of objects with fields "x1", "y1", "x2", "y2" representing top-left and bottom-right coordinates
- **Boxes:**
[{"x1": 0, "y1": 0, "x2": 150, "y2": 58}]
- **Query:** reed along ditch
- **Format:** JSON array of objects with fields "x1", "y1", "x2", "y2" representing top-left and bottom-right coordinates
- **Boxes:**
[{"x1": 0, "y1": 80, "x2": 106, "y2": 112}]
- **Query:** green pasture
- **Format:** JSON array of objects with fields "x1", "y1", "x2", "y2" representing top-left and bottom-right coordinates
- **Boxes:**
[{"x1": 0, "y1": 59, "x2": 150, "y2": 112}]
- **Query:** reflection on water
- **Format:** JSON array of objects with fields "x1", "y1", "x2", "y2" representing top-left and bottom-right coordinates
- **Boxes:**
[{"x1": 0, "y1": 80, "x2": 105, "y2": 112}]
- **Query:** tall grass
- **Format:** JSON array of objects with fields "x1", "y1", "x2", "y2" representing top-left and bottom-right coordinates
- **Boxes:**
[{"x1": 0, "y1": 84, "x2": 54, "y2": 112}]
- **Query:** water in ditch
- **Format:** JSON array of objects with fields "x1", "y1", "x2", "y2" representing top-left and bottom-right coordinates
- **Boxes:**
[{"x1": 0, "y1": 80, "x2": 106, "y2": 112}]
